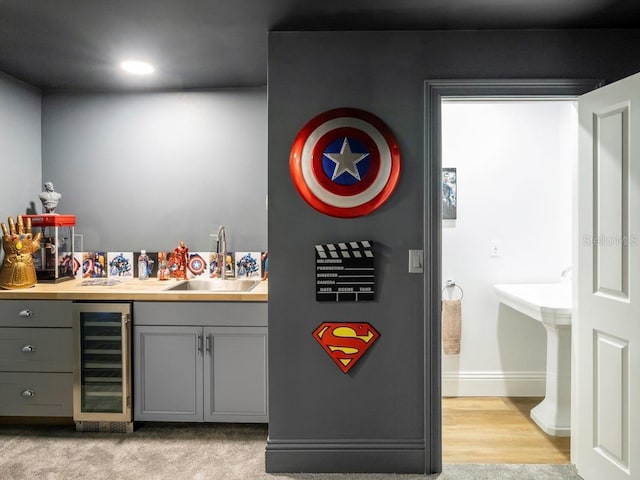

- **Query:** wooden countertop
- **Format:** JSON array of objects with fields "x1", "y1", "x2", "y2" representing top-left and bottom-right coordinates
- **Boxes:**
[{"x1": 0, "y1": 278, "x2": 268, "y2": 302}]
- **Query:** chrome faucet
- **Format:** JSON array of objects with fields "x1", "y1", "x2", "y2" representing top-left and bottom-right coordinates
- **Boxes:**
[{"x1": 217, "y1": 225, "x2": 227, "y2": 280}]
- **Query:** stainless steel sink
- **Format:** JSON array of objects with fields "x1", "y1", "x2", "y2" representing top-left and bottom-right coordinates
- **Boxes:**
[{"x1": 163, "y1": 278, "x2": 261, "y2": 292}]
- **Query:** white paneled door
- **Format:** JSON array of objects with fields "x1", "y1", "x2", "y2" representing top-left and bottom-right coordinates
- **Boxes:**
[{"x1": 577, "y1": 73, "x2": 640, "y2": 480}]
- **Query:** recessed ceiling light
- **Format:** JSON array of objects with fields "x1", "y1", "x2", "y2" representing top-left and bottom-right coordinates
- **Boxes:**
[{"x1": 120, "y1": 60, "x2": 155, "y2": 75}]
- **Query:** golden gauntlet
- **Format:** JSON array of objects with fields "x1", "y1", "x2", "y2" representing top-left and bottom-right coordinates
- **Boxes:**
[{"x1": 0, "y1": 216, "x2": 42, "y2": 289}]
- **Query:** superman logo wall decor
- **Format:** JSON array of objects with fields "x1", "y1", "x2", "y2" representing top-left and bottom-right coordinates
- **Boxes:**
[
  {"x1": 290, "y1": 108, "x2": 401, "y2": 218},
  {"x1": 312, "y1": 322, "x2": 380, "y2": 373}
]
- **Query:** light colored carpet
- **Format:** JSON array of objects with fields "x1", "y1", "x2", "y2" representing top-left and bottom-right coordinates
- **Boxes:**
[{"x1": 0, "y1": 423, "x2": 583, "y2": 480}]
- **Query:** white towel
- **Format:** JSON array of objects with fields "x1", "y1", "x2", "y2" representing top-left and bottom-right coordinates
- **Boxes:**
[{"x1": 442, "y1": 299, "x2": 462, "y2": 355}]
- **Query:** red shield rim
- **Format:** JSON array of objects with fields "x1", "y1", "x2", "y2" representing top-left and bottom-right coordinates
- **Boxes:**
[{"x1": 290, "y1": 108, "x2": 401, "y2": 218}]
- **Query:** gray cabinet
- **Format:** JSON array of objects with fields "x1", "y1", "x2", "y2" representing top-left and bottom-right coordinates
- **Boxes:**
[
  {"x1": 135, "y1": 326, "x2": 203, "y2": 422},
  {"x1": 203, "y1": 326, "x2": 267, "y2": 422},
  {"x1": 134, "y1": 302, "x2": 267, "y2": 423},
  {"x1": 0, "y1": 300, "x2": 73, "y2": 417}
]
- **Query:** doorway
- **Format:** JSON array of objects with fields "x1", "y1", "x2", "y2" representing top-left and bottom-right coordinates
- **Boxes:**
[
  {"x1": 440, "y1": 98, "x2": 575, "y2": 463},
  {"x1": 423, "y1": 79, "x2": 602, "y2": 473}
]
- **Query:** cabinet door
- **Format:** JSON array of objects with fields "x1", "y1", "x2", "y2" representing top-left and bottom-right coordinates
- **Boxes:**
[
  {"x1": 134, "y1": 326, "x2": 203, "y2": 422},
  {"x1": 203, "y1": 326, "x2": 268, "y2": 422}
]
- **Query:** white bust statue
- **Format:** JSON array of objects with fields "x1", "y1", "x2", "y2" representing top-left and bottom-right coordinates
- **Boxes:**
[{"x1": 39, "y1": 182, "x2": 61, "y2": 214}]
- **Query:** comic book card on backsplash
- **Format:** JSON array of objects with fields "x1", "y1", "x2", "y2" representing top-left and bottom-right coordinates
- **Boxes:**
[
  {"x1": 59, "y1": 252, "x2": 80, "y2": 279},
  {"x1": 82, "y1": 252, "x2": 108, "y2": 278},
  {"x1": 209, "y1": 252, "x2": 235, "y2": 278},
  {"x1": 235, "y1": 251, "x2": 262, "y2": 278},
  {"x1": 187, "y1": 252, "x2": 209, "y2": 278},
  {"x1": 108, "y1": 252, "x2": 134, "y2": 278},
  {"x1": 133, "y1": 251, "x2": 159, "y2": 278}
]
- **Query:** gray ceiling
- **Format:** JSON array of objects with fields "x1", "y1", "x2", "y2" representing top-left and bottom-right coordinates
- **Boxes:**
[{"x1": 2, "y1": 0, "x2": 640, "y2": 91}]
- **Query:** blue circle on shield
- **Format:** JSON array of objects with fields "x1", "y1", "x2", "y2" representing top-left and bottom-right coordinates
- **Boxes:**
[{"x1": 322, "y1": 137, "x2": 371, "y2": 186}]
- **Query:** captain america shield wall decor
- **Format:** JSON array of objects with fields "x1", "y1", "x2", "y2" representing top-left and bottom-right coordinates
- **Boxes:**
[{"x1": 289, "y1": 108, "x2": 401, "y2": 217}]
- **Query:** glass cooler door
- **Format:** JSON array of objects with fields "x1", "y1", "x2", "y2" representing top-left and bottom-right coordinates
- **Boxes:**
[{"x1": 73, "y1": 303, "x2": 131, "y2": 422}]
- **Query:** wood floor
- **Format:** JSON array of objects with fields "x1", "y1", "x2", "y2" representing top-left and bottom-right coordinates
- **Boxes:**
[{"x1": 442, "y1": 397, "x2": 570, "y2": 464}]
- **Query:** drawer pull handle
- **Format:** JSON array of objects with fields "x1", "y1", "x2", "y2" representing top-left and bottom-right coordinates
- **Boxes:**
[
  {"x1": 21, "y1": 345, "x2": 36, "y2": 353},
  {"x1": 18, "y1": 309, "x2": 33, "y2": 318},
  {"x1": 21, "y1": 389, "x2": 35, "y2": 398}
]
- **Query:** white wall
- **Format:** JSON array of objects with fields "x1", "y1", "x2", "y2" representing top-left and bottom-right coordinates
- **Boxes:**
[{"x1": 442, "y1": 100, "x2": 576, "y2": 396}]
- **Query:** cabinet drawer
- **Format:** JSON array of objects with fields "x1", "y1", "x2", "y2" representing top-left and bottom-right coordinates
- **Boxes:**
[
  {"x1": 0, "y1": 300, "x2": 72, "y2": 327},
  {"x1": 0, "y1": 328, "x2": 73, "y2": 372},
  {"x1": 0, "y1": 372, "x2": 73, "y2": 416},
  {"x1": 134, "y1": 301, "x2": 267, "y2": 327}
]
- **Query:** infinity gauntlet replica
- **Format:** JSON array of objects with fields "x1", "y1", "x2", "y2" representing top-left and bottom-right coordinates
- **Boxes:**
[{"x1": 0, "y1": 216, "x2": 42, "y2": 289}]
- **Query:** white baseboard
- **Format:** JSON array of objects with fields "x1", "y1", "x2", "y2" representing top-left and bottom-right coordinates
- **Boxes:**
[{"x1": 442, "y1": 371, "x2": 546, "y2": 397}]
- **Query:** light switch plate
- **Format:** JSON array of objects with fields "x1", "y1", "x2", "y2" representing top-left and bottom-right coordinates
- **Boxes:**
[{"x1": 408, "y1": 249, "x2": 424, "y2": 273}]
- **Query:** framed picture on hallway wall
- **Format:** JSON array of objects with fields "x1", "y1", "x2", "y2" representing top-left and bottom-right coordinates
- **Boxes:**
[{"x1": 442, "y1": 167, "x2": 457, "y2": 220}]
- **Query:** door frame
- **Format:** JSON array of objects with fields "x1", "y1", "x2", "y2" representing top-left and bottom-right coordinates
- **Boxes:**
[{"x1": 423, "y1": 78, "x2": 603, "y2": 473}]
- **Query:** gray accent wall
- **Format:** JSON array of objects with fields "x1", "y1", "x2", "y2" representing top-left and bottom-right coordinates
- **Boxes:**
[
  {"x1": 0, "y1": 72, "x2": 42, "y2": 222},
  {"x1": 267, "y1": 29, "x2": 640, "y2": 473},
  {"x1": 41, "y1": 88, "x2": 267, "y2": 252}
]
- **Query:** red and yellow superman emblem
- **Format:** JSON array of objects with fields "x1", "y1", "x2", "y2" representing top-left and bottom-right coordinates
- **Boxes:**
[{"x1": 312, "y1": 322, "x2": 380, "y2": 373}]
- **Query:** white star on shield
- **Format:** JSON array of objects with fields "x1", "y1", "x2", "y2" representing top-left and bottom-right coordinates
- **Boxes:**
[{"x1": 324, "y1": 137, "x2": 369, "y2": 181}]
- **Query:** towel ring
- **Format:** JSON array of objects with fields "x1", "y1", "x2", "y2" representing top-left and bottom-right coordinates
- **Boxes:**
[{"x1": 442, "y1": 281, "x2": 464, "y2": 301}]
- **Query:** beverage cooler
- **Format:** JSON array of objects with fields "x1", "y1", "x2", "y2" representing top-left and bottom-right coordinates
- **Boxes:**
[{"x1": 73, "y1": 302, "x2": 132, "y2": 432}]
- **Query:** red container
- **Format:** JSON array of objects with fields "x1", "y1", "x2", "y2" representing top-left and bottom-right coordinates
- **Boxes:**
[
  {"x1": 22, "y1": 214, "x2": 76, "y2": 227},
  {"x1": 21, "y1": 214, "x2": 76, "y2": 282}
]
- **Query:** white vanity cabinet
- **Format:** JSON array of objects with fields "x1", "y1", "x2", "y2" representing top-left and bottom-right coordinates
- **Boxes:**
[
  {"x1": 133, "y1": 302, "x2": 268, "y2": 423},
  {"x1": 0, "y1": 300, "x2": 74, "y2": 417}
]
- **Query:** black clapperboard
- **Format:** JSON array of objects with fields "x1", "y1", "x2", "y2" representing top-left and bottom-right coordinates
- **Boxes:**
[{"x1": 315, "y1": 241, "x2": 375, "y2": 302}]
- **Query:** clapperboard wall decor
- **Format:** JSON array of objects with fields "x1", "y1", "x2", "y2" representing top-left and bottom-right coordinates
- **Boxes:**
[{"x1": 315, "y1": 241, "x2": 375, "y2": 302}]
